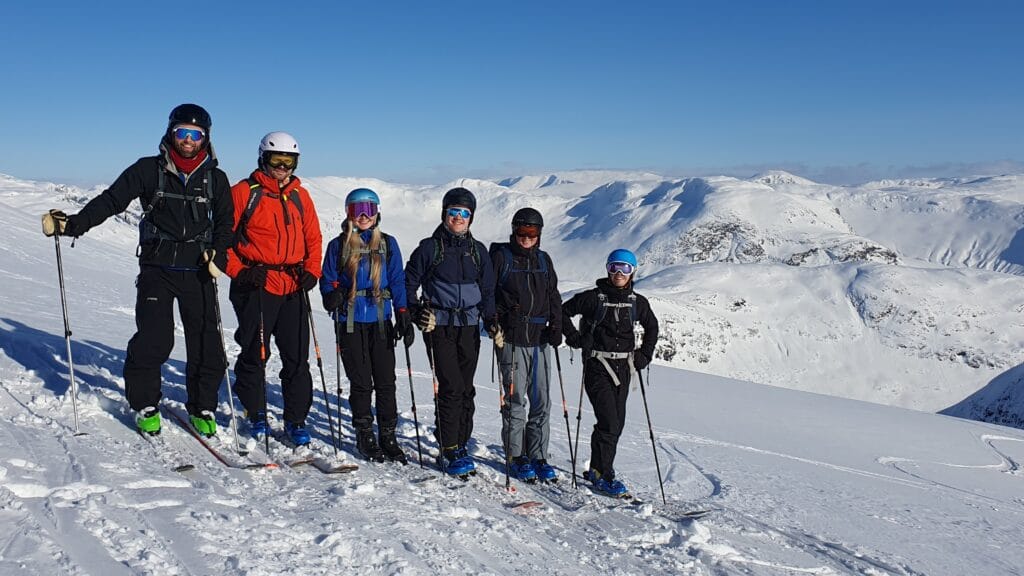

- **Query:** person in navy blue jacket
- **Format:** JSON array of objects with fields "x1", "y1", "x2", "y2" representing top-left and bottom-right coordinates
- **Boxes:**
[
  {"x1": 321, "y1": 188, "x2": 413, "y2": 464},
  {"x1": 404, "y1": 187, "x2": 497, "y2": 476}
]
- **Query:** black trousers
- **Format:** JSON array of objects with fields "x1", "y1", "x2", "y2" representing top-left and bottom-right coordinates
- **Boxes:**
[
  {"x1": 230, "y1": 284, "x2": 313, "y2": 425},
  {"x1": 338, "y1": 321, "x2": 397, "y2": 431},
  {"x1": 124, "y1": 266, "x2": 224, "y2": 415},
  {"x1": 583, "y1": 357, "x2": 630, "y2": 479},
  {"x1": 424, "y1": 325, "x2": 480, "y2": 449}
]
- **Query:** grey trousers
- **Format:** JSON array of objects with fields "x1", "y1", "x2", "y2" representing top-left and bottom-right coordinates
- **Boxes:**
[{"x1": 498, "y1": 343, "x2": 552, "y2": 460}]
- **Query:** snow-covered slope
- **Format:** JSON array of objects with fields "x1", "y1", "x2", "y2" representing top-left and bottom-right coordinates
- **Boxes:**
[{"x1": 2, "y1": 170, "x2": 1024, "y2": 573}]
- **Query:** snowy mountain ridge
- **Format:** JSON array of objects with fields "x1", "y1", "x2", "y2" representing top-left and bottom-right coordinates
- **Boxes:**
[{"x1": 3, "y1": 169, "x2": 1022, "y2": 420}]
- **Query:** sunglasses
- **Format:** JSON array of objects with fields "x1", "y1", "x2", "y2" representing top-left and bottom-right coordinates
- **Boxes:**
[
  {"x1": 514, "y1": 225, "x2": 540, "y2": 239},
  {"x1": 266, "y1": 153, "x2": 297, "y2": 170},
  {"x1": 445, "y1": 207, "x2": 472, "y2": 219},
  {"x1": 347, "y1": 201, "x2": 379, "y2": 220},
  {"x1": 606, "y1": 262, "x2": 635, "y2": 276},
  {"x1": 173, "y1": 128, "x2": 205, "y2": 141}
]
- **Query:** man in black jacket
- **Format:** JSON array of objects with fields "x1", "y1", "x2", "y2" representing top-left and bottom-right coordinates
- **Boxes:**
[
  {"x1": 562, "y1": 248, "x2": 658, "y2": 497},
  {"x1": 490, "y1": 207, "x2": 562, "y2": 483},
  {"x1": 405, "y1": 187, "x2": 496, "y2": 476},
  {"x1": 42, "y1": 104, "x2": 234, "y2": 437}
]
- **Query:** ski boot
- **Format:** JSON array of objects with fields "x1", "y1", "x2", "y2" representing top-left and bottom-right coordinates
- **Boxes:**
[
  {"x1": 457, "y1": 444, "x2": 476, "y2": 475},
  {"x1": 437, "y1": 446, "x2": 473, "y2": 478},
  {"x1": 356, "y1": 427, "x2": 386, "y2": 463},
  {"x1": 585, "y1": 469, "x2": 628, "y2": 497},
  {"x1": 136, "y1": 406, "x2": 161, "y2": 436},
  {"x1": 379, "y1": 425, "x2": 408, "y2": 464},
  {"x1": 533, "y1": 458, "x2": 558, "y2": 483},
  {"x1": 249, "y1": 411, "x2": 269, "y2": 441},
  {"x1": 509, "y1": 456, "x2": 538, "y2": 483},
  {"x1": 189, "y1": 410, "x2": 217, "y2": 438},
  {"x1": 285, "y1": 422, "x2": 311, "y2": 446}
]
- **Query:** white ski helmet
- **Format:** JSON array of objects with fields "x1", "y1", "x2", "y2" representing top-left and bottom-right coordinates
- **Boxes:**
[{"x1": 259, "y1": 131, "x2": 300, "y2": 155}]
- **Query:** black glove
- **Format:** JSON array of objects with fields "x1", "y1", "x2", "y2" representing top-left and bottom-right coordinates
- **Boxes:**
[
  {"x1": 394, "y1": 308, "x2": 415, "y2": 347},
  {"x1": 298, "y1": 270, "x2": 318, "y2": 292},
  {"x1": 565, "y1": 332, "x2": 593, "y2": 350},
  {"x1": 236, "y1": 266, "x2": 267, "y2": 289},
  {"x1": 414, "y1": 306, "x2": 436, "y2": 332},
  {"x1": 545, "y1": 328, "x2": 563, "y2": 348},
  {"x1": 634, "y1": 352, "x2": 651, "y2": 371},
  {"x1": 323, "y1": 290, "x2": 346, "y2": 312}
]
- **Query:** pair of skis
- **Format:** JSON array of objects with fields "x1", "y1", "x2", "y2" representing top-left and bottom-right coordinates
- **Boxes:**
[{"x1": 150, "y1": 406, "x2": 357, "y2": 474}]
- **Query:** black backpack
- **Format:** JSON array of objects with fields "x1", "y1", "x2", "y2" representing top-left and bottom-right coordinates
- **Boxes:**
[{"x1": 138, "y1": 167, "x2": 214, "y2": 248}]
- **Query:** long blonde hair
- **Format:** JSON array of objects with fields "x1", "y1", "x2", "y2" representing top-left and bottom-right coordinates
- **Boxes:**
[{"x1": 343, "y1": 220, "x2": 384, "y2": 304}]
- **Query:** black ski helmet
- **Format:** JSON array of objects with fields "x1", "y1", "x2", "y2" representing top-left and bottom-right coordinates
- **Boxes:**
[
  {"x1": 167, "y1": 103, "x2": 212, "y2": 141},
  {"x1": 511, "y1": 207, "x2": 543, "y2": 229},
  {"x1": 442, "y1": 187, "x2": 477, "y2": 222}
]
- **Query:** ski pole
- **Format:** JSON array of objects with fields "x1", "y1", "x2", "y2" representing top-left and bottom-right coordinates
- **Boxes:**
[
  {"x1": 636, "y1": 367, "x2": 666, "y2": 505},
  {"x1": 333, "y1": 311, "x2": 346, "y2": 445},
  {"x1": 53, "y1": 234, "x2": 82, "y2": 435},
  {"x1": 403, "y1": 342, "x2": 424, "y2": 467},
  {"x1": 553, "y1": 347, "x2": 575, "y2": 486},
  {"x1": 572, "y1": 359, "x2": 585, "y2": 489},
  {"x1": 425, "y1": 330, "x2": 445, "y2": 469},
  {"x1": 258, "y1": 291, "x2": 270, "y2": 454},
  {"x1": 209, "y1": 275, "x2": 243, "y2": 455},
  {"x1": 503, "y1": 336, "x2": 517, "y2": 491},
  {"x1": 302, "y1": 288, "x2": 339, "y2": 455}
]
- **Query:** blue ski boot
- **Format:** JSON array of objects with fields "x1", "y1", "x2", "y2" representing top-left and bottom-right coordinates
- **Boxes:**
[
  {"x1": 584, "y1": 468, "x2": 628, "y2": 497},
  {"x1": 249, "y1": 412, "x2": 269, "y2": 441},
  {"x1": 457, "y1": 444, "x2": 476, "y2": 475},
  {"x1": 285, "y1": 422, "x2": 311, "y2": 446},
  {"x1": 510, "y1": 457, "x2": 538, "y2": 482},
  {"x1": 533, "y1": 459, "x2": 557, "y2": 483},
  {"x1": 437, "y1": 446, "x2": 474, "y2": 477}
]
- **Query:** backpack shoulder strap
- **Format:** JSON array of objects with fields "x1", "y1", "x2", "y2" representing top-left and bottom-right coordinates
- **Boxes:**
[
  {"x1": 629, "y1": 293, "x2": 637, "y2": 323},
  {"x1": 536, "y1": 249, "x2": 549, "y2": 275},
  {"x1": 233, "y1": 178, "x2": 264, "y2": 247},
  {"x1": 497, "y1": 244, "x2": 513, "y2": 286}
]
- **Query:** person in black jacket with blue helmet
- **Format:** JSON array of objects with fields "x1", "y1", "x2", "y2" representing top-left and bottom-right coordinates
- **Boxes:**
[
  {"x1": 405, "y1": 187, "x2": 497, "y2": 476},
  {"x1": 562, "y1": 248, "x2": 658, "y2": 497},
  {"x1": 321, "y1": 188, "x2": 412, "y2": 464}
]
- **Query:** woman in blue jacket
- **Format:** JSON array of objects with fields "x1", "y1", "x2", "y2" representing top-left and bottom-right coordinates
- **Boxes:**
[{"x1": 321, "y1": 188, "x2": 414, "y2": 463}]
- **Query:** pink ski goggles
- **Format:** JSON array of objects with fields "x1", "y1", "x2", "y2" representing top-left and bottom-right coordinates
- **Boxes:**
[{"x1": 347, "y1": 201, "x2": 379, "y2": 219}]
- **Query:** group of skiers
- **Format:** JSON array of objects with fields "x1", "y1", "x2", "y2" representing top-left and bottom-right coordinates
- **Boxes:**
[{"x1": 40, "y1": 103, "x2": 659, "y2": 496}]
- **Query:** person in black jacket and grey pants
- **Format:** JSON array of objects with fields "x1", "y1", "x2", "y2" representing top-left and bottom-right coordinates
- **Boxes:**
[
  {"x1": 490, "y1": 207, "x2": 562, "y2": 483},
  {"x1": 42, "y1": 104, "x2": 234, "y2": 438},
  {"x1": 562, "y1": 248, "x2": 658, "y2": 497}
]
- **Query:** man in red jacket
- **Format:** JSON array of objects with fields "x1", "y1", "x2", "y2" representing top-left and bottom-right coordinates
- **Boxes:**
[{"x1": 225, "y1": 131, "x2": 322, "y2": 446}]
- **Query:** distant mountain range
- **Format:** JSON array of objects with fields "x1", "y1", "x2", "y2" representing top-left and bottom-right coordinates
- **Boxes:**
[{"x1": 4, "y1": 169, "x2": 1022, "y2": 427}]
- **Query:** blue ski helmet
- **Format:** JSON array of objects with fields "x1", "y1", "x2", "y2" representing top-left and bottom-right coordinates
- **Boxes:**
[
  {"x1": 607, "y1": 249, "x2": 638, "y2": 268},
  {"x1": 345, "y1": 188, "x2": 380, "y2": 206}
]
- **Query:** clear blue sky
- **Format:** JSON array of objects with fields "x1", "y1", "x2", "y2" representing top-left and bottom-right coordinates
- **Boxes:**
[{"x1": 4, "y1": 0, "x2": 1022, "y2": 186}]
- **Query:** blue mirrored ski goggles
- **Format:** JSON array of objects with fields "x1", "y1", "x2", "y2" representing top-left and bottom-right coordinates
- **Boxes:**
[
  {"x1": 172, "y1": 128, "x2": 205, "y2": 141},
  {"x1": 445, "y1": 207, "x2": 472, "y2": 219}
]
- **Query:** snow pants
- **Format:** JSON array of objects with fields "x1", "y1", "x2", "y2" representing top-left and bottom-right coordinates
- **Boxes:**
[
  {"x1": 124, "y1": 266, "x2": 224, "y2": 416},
  {"x1": 230, "y1": 284, "x2": 313, "y2": 425},
  {"x1": 338, "y1": 321, "x2": 397, "y2": 431},
  {"x1": 498, "y1": 343, "x2": 552, "y2": 460},
  {"x1": 424, "y1": 325, "x2": 480, "y2": 449},
  {"x1": 583, "y1": 356, "x2": 631, "y2": 480}
]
